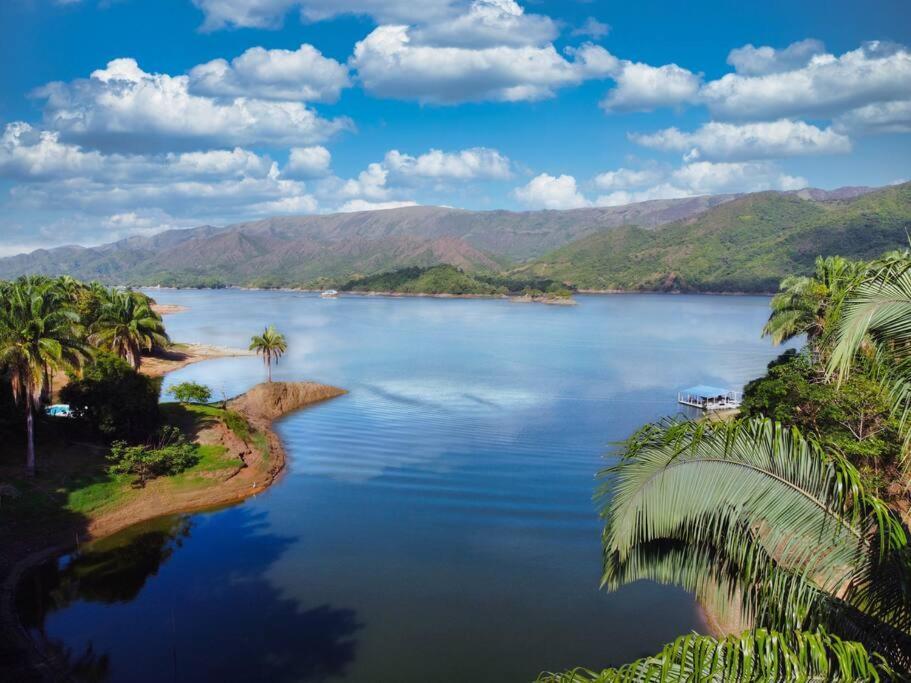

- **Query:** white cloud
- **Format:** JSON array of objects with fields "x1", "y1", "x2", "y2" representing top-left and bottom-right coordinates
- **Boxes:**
[
  {"x1": 35, "y1": 58, "x2": 352, "y2": 152},
  {"x1": 630, "y1": 119, "x2": 851, "y2": 160},
  {"x1": 351, "y1": 26, "x2": 616, "y2": 104},
  {"x1": 188, "y1": 44, "x2": 350, "y2": 102},
  {"x1": 601, "y1": 61, "x2": 701, "y2": 112},
  {"x1": 726, "y1": 39, "x2": 826, "y2": 75},
  {"x1": 0, "y1": 121, "x2": 320, "y2": 236},
  {"x1": 337, "y1": 199, "x2": 418, "y2": 212},
  {"x1": 384, "y1": 147, "x2": 512, "y2": 180},
  {"x1": 835, "y1": 100, "x2": 911, "y2": 134},
  {"x1": 338, "y1": 162, "x2": 391, "y2": 200},
  {"x1": 285, "y1": 146, "x2": 332, "y2": 178},
  {"x1": 594, "y1": 160, "x2": 806, "y2": 206},
  {"x1": 0, "y1": 122, "x2": 104, "y2": 180},
  {"x1": 593, "y1": 167, "x2": 663, "y2": 191},
  {"x1": 411, "y1": 0, "x2": 557, "y2": 48},
  {"x1": 572, "y1": 17, "x2": 610, "y2": 39},
  {"x1": 513, "y1": 173, "x2": 591, "y2": 209},
  {"x1": 192, "y1": 0, "x2": 452, "y2": 31},
  {"x1": 701, "y1": 41, "x2": 911, "y2": 120}
]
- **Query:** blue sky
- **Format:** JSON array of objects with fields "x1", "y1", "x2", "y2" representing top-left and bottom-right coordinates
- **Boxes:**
[{"x1": 0, "y1": 0, "x2": 909, "y2": 255}]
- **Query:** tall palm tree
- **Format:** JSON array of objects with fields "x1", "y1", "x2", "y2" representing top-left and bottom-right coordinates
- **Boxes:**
[
  {"x1": 763, "y1": 256, "x2": 864, "y2": 347},
  {"x1": 89, "y1": 290, "x2": 168, "y2": 370},
  {"x1": 0, "y1": 278, "x2": 88, "y2": 474},
  {"x1": 249, "y1": 325, "x2": 287, "y2": 382},
  {"x1": 544, "y1": 417, "x2": 911, "y2": 680}
]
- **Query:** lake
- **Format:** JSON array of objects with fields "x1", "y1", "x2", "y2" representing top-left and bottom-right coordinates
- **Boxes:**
[{"x1": 18, "y1": 291, "x2": 793, "y2": 682}]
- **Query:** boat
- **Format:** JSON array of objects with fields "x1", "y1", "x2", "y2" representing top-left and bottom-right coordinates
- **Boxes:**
[
  {"x1": 320, "y1": 289, "x2": 339, "y2": 298},
  {"x1": 45, "y1": 404, "x2": 74, "y2": 418}
]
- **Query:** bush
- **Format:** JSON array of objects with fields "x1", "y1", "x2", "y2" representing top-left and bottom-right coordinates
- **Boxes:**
[
  {"x1": 107, "y1": 426, "x2": 199, "y2": 486},
  {"x1": 61, "y1": 352, "x2": 161, "y2": 442},
  {"x1": 168, "y1": 381, "x2": 212, "y2": 404}
]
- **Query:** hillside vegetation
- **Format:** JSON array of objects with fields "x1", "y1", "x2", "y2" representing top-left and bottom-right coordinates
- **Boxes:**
[
  {"x1": 339, "y1": 264, "x2": 570, "y2": 297},
  {"x1": 518, "y1": 183, "x2": 911, "y2": 292},
  {"x1": 0, "y1": 184, "x2": 907, "y2": 294}
]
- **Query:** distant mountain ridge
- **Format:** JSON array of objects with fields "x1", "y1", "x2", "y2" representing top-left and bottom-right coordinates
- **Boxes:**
[
  {"x1": 0, "y1": 195, "x2": 739, "y2": 285},
  {"x1": 518, "y1": 183, "x2": 911, "y2": 293},
  {"x1": 0, "y1": 184, "x2": 900, "y2": 291}
]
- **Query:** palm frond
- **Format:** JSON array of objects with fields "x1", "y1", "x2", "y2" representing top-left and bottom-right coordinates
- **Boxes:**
[{"x1": 535, "y1": 628, "x2": 894, "y2": 682}]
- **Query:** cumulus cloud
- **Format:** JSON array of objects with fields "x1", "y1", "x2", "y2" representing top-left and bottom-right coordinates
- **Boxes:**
[
  {"x1": 192, "y1": 0, "x2": 452, "y2": 31},
  {"x1": 572, "y1": 17, "x2": 610, "y2": 39},
  {"x1": 337, "y1": 199, "x2": 419, "y2": 212},
  {"x1": 835, "y1": 100, "x2": 911, "y2": 134},
  {"x1": 630, "y1": 119, "x2": 851, "y2": 160},
  {"x1": 384, "y1": 147, "x2": 511, "y2": 180},
  {"x1": 594, "y1": 161, "x2": 806, "y2": 206},
  {"x1": 726, "y1": 39, "x2": 826, "y2": 75},
  {"x1": 189, "y1": 44, "x2": 350, "y2": 102},
  {"x1": 701, "y1": 41, "x2": 911, "y2": 120},
  {"x1": 0, "y1": 121, "x2": 322, "y2": 239},
  {"x1": 593, "y1": 167, "x2": 663, "y2": 191},
  {"x1": 411, "y1": 0, "x2": 557, "y2": 48},
  {"x1": 601, "y1": 61, "x2": 702, "y2": 112},
  {"x1": 351, "y1": 27, "x2": 616, "y2": 104},
  {"x1": 285, "y1": 146, "x2": 332, "y2": 178},
  {"x1": 35, "y1": 58, "x2": 352, "y2": 152},
  {"x1": 513, "y1": 173, "x2": 591, "y2": 209}
]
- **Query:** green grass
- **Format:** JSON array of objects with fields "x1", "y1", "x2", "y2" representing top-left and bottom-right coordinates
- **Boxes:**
[{"x1": 65, "y1": 473, "x2": 136, "y2": 515}]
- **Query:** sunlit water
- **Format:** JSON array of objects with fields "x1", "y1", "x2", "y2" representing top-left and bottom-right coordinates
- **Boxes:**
[{"x1": 19, "y1": 291, "x2": 794, "y2": 682}]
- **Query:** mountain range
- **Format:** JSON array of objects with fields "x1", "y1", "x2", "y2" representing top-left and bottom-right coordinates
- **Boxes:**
[{"x1": 1, "y1": 183, "x2": 908, "y2": 293}]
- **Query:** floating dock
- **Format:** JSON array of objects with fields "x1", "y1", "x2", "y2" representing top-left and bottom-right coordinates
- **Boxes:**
[{"x1": 677, "y1": 385, "x2": 742, "y2": 411}]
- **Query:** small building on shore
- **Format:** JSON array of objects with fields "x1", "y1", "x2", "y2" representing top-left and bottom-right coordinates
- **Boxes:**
[{"x1": 677, "y1": 385, "x2": 742, "y2": 411}]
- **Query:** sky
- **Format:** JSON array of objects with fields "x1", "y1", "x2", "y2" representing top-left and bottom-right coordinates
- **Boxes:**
[{"x1": 0, "y1": 0, "x2": 909, "y2": 256}]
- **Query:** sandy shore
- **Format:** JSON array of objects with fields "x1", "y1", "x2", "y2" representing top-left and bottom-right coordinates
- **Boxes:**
[
  {"x1": 150, "y1": 303, "x2": 189, "y2": 315},
  {"x1": 0, "y1": 373, "x2": 345, "y2": 680}
]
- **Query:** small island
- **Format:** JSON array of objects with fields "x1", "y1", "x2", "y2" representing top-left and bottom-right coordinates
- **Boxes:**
[{"x1": 326, "y1": 264, "x2": 577, "y2": 304}]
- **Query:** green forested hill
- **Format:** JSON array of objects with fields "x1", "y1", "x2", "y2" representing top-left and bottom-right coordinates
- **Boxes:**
[{"x1": 517, "y1": 183, "x2": 911, "y2": 292}]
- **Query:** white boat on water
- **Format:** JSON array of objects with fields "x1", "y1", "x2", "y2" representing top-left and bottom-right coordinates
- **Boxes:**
[{"x1": 320, "y1": 289, "x2": 339, "y2": 298}]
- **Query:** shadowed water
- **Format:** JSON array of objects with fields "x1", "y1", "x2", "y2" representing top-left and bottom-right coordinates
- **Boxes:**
[{"x1": 19, "y1": 291, "x2": 794, "y2": 682}]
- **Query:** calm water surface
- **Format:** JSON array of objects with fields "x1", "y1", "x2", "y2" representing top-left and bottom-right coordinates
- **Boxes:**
[{"x1": 20, "y1": 291, "x2": 793, "y2": 682}]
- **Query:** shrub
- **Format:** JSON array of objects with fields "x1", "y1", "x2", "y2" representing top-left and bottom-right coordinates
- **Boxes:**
[
  {"x1": 742, "y1": 349, "x2": 901, "y2": 488},
  {"x1": 168, "y1": 381, "x2": 212, "y2": 404},
  {"x1": 61, "y1": 352, "x2": 161, "y2": 442},
  {"x1": 107, "y1": 426, "x2": 199, "y2": 486}
]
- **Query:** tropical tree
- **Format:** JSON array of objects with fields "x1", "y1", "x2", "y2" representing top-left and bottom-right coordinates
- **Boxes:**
[
  {"x1": 542, "y1": 417, "x2": 911, "y2": 680},
  {"x1": 89, "y1": 290, "x2": 168, "y2": 370},
  {"x1": 249, "y1": 325, "x2": 287, "y2": 382},
  {"x1": 829, "y1": 255, "x2": 911, "y2": 464},
  {"x1": 763, "y1": 256, "x2": 864, "y2": 347},
  {"x1": 0, "y1": 277, "x2": 88, "y2": 474}
]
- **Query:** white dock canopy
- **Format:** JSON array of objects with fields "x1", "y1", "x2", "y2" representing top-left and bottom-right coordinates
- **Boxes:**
[{"x1": 677, "y1": 385, "x2": 742, "y2": 411}]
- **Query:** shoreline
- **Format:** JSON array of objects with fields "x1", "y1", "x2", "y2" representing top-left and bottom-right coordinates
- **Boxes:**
[
  {"x1": 1, "y1": 357, "x2": 345, "y2": 680},
  {"x1": 142, "y1": 284, "x2": 774, "y2": 298}
]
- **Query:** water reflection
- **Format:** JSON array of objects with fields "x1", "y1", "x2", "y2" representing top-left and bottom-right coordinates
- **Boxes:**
[{"x1": 19, "y1": 507, "x2": 361, "y2": 682}]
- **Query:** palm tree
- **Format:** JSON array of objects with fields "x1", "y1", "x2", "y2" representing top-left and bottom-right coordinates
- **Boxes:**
[
  {"x1": 829, "y1": 255, "x2": 911, "y2": 464},
  {"x1": 89, "y1": 290, "x2": 168, "y2": 370},
  {"x1": 763, "y1": 256, "x2": 864, "y2": 347},
  {"x1": 537, "y1": 628, "x2": 894, "y2": 682},
  {"x1": 544, "y1": 417, "x2": 911, "y2": 680},
  {"x1": 249, "y1": 325, "x2": 287, "y2": 382},
  {"x1": 0, "y1": 278, "x2": 88, "y2": 474}
]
